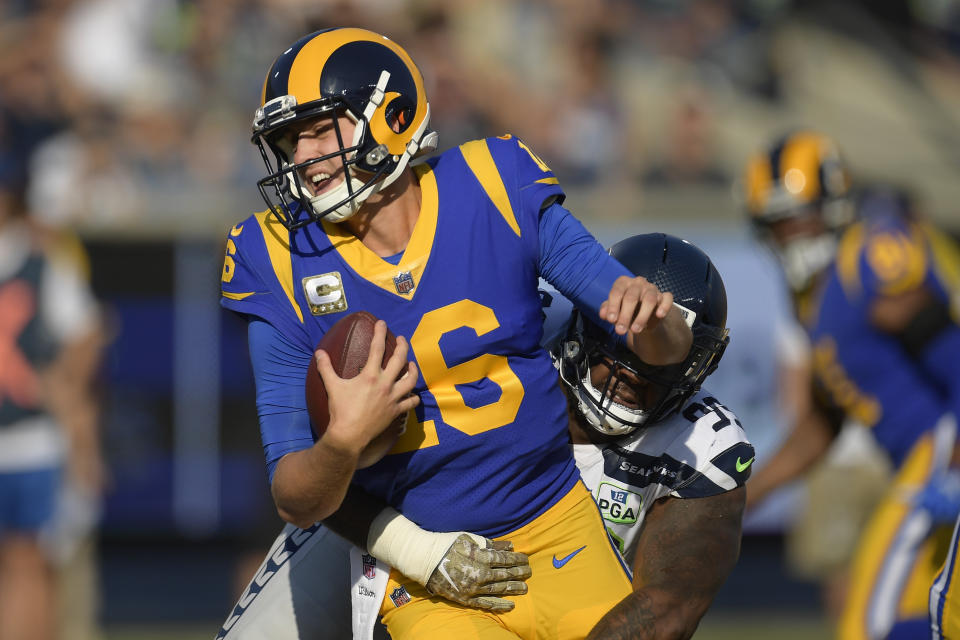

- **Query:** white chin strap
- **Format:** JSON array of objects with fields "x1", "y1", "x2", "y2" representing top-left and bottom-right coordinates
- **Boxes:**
[
  {"x1": 306, "y1": 173, "x2": 369, "y2": 224},
  {"x1": 779, "y1": 234, "x2": 836, "y2": 291},
  {"x1": 575, "y1": 373, "x2": 647, "y2": 437},
  {"x1": 284, "y1": 165, "x2": 367, "y2": 224}
]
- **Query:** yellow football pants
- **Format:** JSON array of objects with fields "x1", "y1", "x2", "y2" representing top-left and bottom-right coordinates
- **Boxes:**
[
  {"x1": 380, "y1": 482, "x2": 632, "y2": 640},
  {"x1": 839, "y1": 429, "x2": 955, "y2": 640}
]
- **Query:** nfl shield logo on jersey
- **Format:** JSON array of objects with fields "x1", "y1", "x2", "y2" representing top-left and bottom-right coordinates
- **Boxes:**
[
  {"x1": 362, "y1": 554, "x2": 377, "y2": 579},
  {"x1": 389, "y1": 586, "x2": 412, "y2": 607},
  {"x1": 393, "y1": 271, "x2": 415, "y2": 295}
]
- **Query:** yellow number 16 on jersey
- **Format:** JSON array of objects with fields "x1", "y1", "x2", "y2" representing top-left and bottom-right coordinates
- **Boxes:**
[{"x1": 389, "y1": 299, "x2": 525, "y2": 454}]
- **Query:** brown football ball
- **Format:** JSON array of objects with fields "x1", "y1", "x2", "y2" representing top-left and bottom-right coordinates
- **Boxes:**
[{"x1": 305, "y1": 311, "x2": 407, "y2": 468}]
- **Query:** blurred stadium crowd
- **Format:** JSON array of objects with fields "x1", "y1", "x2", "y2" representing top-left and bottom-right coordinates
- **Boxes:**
[{"x1": 3, "y1": 0, "x2": 960, "y2": 235}]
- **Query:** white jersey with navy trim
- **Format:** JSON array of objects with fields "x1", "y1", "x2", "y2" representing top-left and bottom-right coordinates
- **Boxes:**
[{"x1": 574, "y1": 387, "x2": 753, "y2": 566}]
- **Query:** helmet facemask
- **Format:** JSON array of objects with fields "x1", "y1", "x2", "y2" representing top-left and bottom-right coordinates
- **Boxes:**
[
  {"x1": 548, "y1": 233, "x2": 731, "y2": 439},
  {"x1": 558, "y1": 328, "x2": 657, "y2": 437},
  {"x1": 752, "y1": 198, "x2": 853, "y2": 293},
  {"x1": 772, "y1": 232, "x2": 837, "y2": 291},
  {"x1": 255, "y1": 98, "x2": 365, "y2": 229},
  {"x1": 557, "y1": 308, "x2": 728, "y2": 438},
  {"x1": 253, "y1": 30, "x2": 439, "y2": 229},
  {"x1": 744, "y1": 131, "x2": 855, "y2": 293}
]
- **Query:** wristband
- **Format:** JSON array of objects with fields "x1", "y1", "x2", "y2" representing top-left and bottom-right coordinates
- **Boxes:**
[{"x1": 366, "y1": 507, "x2": 486, "y2": 586}]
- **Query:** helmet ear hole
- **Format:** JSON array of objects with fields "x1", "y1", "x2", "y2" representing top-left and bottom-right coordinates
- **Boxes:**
[{"x1": 385, "y1": 97, "x2": 415, "y2": 134}]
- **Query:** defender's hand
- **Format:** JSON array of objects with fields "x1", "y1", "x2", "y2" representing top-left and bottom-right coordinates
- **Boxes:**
[{"x1": 425, "y1": 534, "x2": 531, "y2": 613}]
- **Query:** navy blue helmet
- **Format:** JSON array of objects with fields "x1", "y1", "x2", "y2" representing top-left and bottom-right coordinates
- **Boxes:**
[
  {"x1": 558, "y1": 233, "x2": 729, "y2": 436},
  {"x1": 253, "y1": 28, "x2": 437, "y2": 228}
]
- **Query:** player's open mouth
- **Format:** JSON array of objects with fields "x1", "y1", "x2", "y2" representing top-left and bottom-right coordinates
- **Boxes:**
[
  {"x1": 605, "y1": 382, "x2": 641, "y2": 409},
  {"x1": 306, "y1": 171, "x2": 338, "y2": 195}
]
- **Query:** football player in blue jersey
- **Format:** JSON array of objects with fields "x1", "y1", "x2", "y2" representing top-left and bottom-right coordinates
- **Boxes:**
[
  {"x1": 217, "y1": 233, "x2": 750, "y2": 640},
  {"x1": 742, "y1": 131, "x2": 960, "y2": 640},
  {"x1": 220, "y1": 28, "x2": 693, "y2": 640}
]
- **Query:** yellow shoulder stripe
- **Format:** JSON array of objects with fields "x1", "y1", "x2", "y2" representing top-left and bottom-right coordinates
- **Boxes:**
[
  {"x1": 254, "y1": 210, "x2": 304, "y2": 323},
  {"x1": 49, "y1": 230, "x2": 92, "y2": 281},
  {"x1": 222, "y1": 291, "x2": 255, "y2": 301},
  {"x1": 459, "y1": 139, "x2": 521, "y2": 237}
]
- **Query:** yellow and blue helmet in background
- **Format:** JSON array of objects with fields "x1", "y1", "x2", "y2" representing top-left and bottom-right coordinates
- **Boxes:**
[
  {"x1": 253, "y1": 27, "x2": 437, "y2": 228},
  {"x1": 743, "y1": 131, "x2": 855, "y2": 292}
]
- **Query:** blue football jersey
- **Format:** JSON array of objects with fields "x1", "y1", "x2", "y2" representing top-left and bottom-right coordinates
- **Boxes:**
[
  {"x1": 806, "y1": 213, "x2": 960, "y2": 467},
  {"x1": 222, "y1": 135, "x2": 581, "y2": 536}
]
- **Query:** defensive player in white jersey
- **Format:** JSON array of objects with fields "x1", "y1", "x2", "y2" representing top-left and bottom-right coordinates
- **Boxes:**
[
  {"x1": 217, "y1": 233, "x2": 751, "y2": 640},
  {"x1": 557, "y1": 233, "x2": 752, "y2": 638}
]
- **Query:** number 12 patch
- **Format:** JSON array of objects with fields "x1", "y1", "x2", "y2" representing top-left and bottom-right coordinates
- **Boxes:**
[{"x1": 596, "y1": 481, "x2": 642, "y2": 525}]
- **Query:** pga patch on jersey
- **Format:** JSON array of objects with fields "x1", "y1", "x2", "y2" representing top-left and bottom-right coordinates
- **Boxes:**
[{"x1": 596, "y1": 481, "x2": 642, "y2": 525}]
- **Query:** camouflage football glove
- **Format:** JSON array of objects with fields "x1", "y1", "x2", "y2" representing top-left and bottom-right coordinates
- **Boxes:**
[
  {"x1": 367, "y1": 508, "x2": 532, "y2": 612},
  {"x1": 426, "y1": 534, "x2": 531, "y2": 613}
]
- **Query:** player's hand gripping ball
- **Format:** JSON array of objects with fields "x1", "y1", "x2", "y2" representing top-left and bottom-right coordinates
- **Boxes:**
[{"x1": 305, "y1": 311, "x2": 408, "y2": 468}]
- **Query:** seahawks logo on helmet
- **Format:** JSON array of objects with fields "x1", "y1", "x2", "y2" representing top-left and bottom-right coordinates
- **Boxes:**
[
  {"x1": 252, "y1": 28, "x2": 438, "y2": 229},
  {"x1": 556, "y1": 233, "x2": 729, "y2": 437}
]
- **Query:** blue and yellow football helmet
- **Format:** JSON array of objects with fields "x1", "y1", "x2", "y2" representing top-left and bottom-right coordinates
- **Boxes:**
[
  {"x1": 557, "y1": 234, "x2": 730, "y2": 436},
  {"x1": 744, "y1": 131, "x2": 854, "y2": 292},
  {"x1": 253, "y1": 28, "x2": 437, "y2": 228}
]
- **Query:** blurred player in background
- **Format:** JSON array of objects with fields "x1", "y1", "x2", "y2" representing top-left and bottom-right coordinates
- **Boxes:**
[
  {"x1": 743, "y1": 131, "x2": 960, "y2": 640},
  {"x1": 931, "y1": 510, "x2": 960, "y2": 639},
  {"x1": 742, "y1": 130, "x2": 893, "y2": 623},
  {"x1": 218, "y1": 232, "x2": 751, "y2": 640},
  {"x1": 0, "y1": 160, "x2": 103, "y2": 640},
  {"x1": 219, "y1": 27, "x2": 692, "y2": 640}
]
